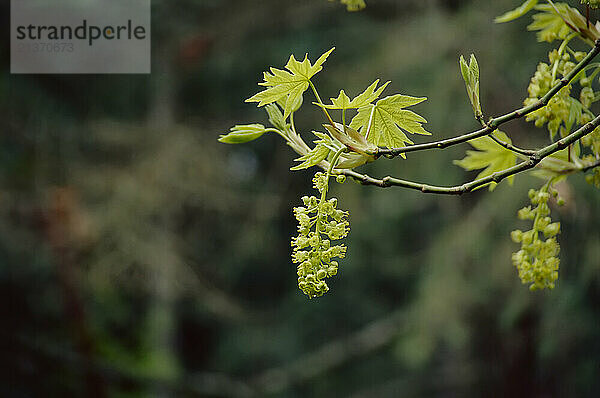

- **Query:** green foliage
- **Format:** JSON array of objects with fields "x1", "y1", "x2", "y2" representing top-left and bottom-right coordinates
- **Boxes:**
[
  {"x1": 524, "y1": 50, "x2": 587, "y2": 139},
  {"x1": 292, "y1": 171, "x2": 349, "y2": 298},
  {"x1": 220, "y1": 1, "x2": 600, "y2": 298},
  {"x1": 582, "y1": 0, "x2": 600, "y2": 9},
  {"x1": 530, "y1": 3, "x2": 600, "y2": 43},
  {"x1": 320, "y1": 80, "x2": 390, "y2": 110},
  {"x1": 246, "y1": 48, "x2": 335, "y2": 118},
  {"x1": 218, "y1": 123, "x2": 268, "y2": 144},
  {"x1": 323, "y1": 123, "x2": 378, "y2": 159},
  {"x1": 496, "y1": 1, "x2": 600, "y2": 41},
  {"x1": 349, "y1": 94, "x2": 430, "y2": 152},
  {"x1": 528, "y1": 3, "x2": 574, "y2": 42},
  {"x1": 453, "y1": 131, "x2": 517, "y2": 190},
  {"x1": 291, "y1": 141, "x2": 331, "y2": 170},
  {"x1": 511, "y1": 184, "x2": 562, "y2": 291},
  {"x1": 495, "y1": 0, "x2": 539, "y2": 23},
  {"x1": 459, "y1": 54, "x2": 482, "y2": 120}
]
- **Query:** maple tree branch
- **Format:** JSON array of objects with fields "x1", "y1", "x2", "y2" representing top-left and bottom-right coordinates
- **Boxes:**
[
  {"x1": 488, "y1": 133, "x2": 537, "y2": 156},
  {"x1": 374, "y1": 38, "x2": 600, "y2": 159},
  {"x1": 338, "y1": 113, "x2": 600, "y2": 195}
]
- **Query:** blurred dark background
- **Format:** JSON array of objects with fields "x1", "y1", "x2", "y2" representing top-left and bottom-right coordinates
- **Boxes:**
[{"x1": 1, "y1": 0, "x2": 599, "y2": 396}]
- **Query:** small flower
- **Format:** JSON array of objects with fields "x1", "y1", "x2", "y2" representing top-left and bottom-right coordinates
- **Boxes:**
[
  {"x1": 511, "y1": 184, "x2": 561, "y2": 291},
  {"x1": 291, "y1": 172, "x2": 350, "y2": 298}
]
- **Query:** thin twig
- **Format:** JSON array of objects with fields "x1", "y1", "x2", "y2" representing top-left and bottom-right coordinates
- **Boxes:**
[{"x1": 488, "y1": 133, "x2": 536, "y2": 156}]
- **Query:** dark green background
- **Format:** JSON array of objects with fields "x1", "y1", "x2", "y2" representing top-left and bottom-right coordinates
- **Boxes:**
[{"x1": 1, "y1": 0, "x2": 599, "y2": 396}]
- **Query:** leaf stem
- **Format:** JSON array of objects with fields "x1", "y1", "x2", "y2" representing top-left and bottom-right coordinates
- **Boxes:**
[
  {"x1": 309, "y1": 81, "x2": 336, "y2": 126},
  {"x1": 265, "y1": 128, "x2": 291, "y2": 142},
  {"x1": 365, "y1": 104, "x2": 376, "y2": 141},
  {"x1": 316, "y1": 147, "x2": 346, "y2": 234}
]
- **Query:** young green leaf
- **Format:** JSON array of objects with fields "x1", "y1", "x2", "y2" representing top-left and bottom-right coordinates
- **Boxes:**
[
  {"x1": 319, "y1": 80, "x2": 390, "y2": 110},
  {"x1": 324, "y1": 89, "x2": 352, "y2": 110},
  {"x1": 291, "y1": 145, "x2": 330, "y2": 171},
  {"x1": 307, "y1": 128, "x2": 375, "y2": 169},
  {"x1": 495, "y1": 0, "x2": 538, "y2": 23},
  {"x1": 246, "y1": 48, "x2": 335, "y2": 118},
  {"x1": 265, "y1": 103, "x2": 288, "y2": 131},
  {"x1": 459, "y1": 54, "x2": 482, "y2": 120},
  {"x1": 526, "y1": 4, "x2": 593, "y2": 43},
  {"x1": 324, "y1": 122, "x2": 378, "y2": 155},
  {"x1": 349, "y1": 94, "x2": 430, "y2": 154},
  {"x1": 218, "y1": 124, "x2": 268, "y2": 144},
  {"x1": 453, "y1": 131, "x2": 518, "y2": 190}
]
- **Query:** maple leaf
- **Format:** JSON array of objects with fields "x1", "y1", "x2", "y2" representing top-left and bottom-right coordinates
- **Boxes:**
[
  {"x1": 349, "y1": 94, "x2": 430, "y2": 155},
  {"x1": 319, "y1": 80, "x2": 390, "y2": 110},
  {"x1": 246, "y1": 48, "x2": 335, "y2": 118},
  {"x1": 453, "y1": 131, "x2": 518, "y2": 191}
]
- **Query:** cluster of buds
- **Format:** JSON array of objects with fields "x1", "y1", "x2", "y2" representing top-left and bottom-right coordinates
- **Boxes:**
[
  {"x1": 511, "y1": 186, "x2": 562, "y2": 291},
  {"x1": 524, "y1": 50, "x2": 588, "y2": 139},
  {"x1": 581, "y1": 0, "x2": 600, "y2": 9},
  {"x1": 292, "y1": 172, "x2": 349, "y2": 298}
]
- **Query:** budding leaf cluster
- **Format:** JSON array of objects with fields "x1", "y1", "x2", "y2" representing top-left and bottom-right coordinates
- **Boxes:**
[
  {"x1": 292, "y1": 172, "x2": 349, "y2": 298},
  {"x1": 218, "y1": 124, "x2": 268, "y2": 144},
  {"x1": 511, "y1": 186, "x2": 562, "y2": 291},
  {"x1": 460, "y1": 54, "x2": 482, "y2": 120}
]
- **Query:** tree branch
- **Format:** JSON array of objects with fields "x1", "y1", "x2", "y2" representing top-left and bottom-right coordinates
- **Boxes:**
[
  {"x1": 487, "y1": 128, "x2": 537, "y2": 156},
  {"x1": 339, "y1": 113, "x2": 600, "y2": 194},
  {"x1": 375, "y1": 38, "x2": 600, "y2": 158}
]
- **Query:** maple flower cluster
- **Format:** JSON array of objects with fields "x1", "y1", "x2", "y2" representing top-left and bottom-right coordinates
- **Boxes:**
[
  {"x1": 511, "y1": 187, "x2": 561, "y2": 291},
  {"x1": 524, "y1": 50, "x2": 586, "y2": 139},
  {"x1": 581, "y1": 0, "x2": 600, "y2": 9},
  {"x1": 582, "y1": 127, "x2": 600, "y2": 187},
  {"x1": 292, "y1": 172, "x2": 349, "y2": 298}
]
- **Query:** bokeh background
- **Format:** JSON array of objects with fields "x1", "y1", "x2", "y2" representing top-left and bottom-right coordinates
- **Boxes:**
[{"x1": 1, "y1": 0, "x2": 600, "y2": 396}]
